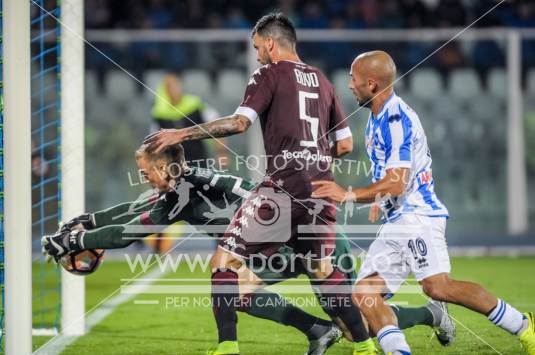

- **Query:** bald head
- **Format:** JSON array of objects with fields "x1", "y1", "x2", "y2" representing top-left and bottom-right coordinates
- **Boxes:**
[
  {"x1": 348, "y1": 51, "x2": 397, "y2": 110},
  {"x1": 353, "y1": 51, "x2": 396, "y2": 89}
]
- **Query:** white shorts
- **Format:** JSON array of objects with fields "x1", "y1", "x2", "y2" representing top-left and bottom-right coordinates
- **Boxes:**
[{"x1": 356, "y1": 214, "x2": 451, "y2": 294}]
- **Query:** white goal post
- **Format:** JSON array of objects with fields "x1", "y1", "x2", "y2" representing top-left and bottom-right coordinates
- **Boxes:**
[
  {"x1": 60, "y1": 0, "x2": 86, "y2": 336},
  {"x1": 3, "y1": 0, "x2": 33, "y2": 354}
]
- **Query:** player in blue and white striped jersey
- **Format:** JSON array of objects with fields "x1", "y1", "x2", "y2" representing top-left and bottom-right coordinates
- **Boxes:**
[
  {"x1": 312, "y1": 50, "x2": 535, "y2": 355},
  {"x1": 362, "y1": 90, "x2": 448, "y2": 221}
]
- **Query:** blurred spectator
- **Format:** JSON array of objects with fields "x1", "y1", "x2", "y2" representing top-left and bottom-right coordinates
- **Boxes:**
[
  {"x1": 472, "y1": 41, "x2": 505, "y2": 85},
  {"x1": 147, "y1": 0, "x2": 173, "y2": 29},
  {"x1": 151, "y1": 73, "x2": 227, "y2": 165},
  {"x1": 85, "y1": 0, "x2": 112, "y2": 29},
  {"x1": 507, "y1": 1, "x2": 535, "y2": 28},
  {"x1": 129, "y1": 3, "x2": 150, "y2": 29},
  {"x1": 359, "y1": 0, "x2": 381, "y2": 28},
  {"x1": 325, "y1": 0, "x2": 348, "y2": 17},
  {"x1": 31, "y1": 149, "x2": 50, "y2": 181},
  {"x1": 207, "y1": 13, "x2": 224, "y2": 28},
  {"x1": 299, "y1": 2, "x2": 329, "y2": 28},
  {"x1": 224, "y1": 8, "x2": 250, "y2": 28},
  {"x1": 276, "y1": 0, "x2": 299, "y2": 24},
  {"x1": 435, "y1": 41, "x2": 466, "y2": 83},
  {"x1": 31, "y1": 141, "x2": 56, "y2": 239},
  {"x1": 183, "y1": 0, "x2": 204, "y2": 28},
  {"x1": 472, "y1": 0, "x2": 504, "y2": 27},
  {"x1": 377, "y1": 1, "x2": 405, "y2": 28},
  {"x1": 345, "y1": 2, "x2": 366, "y2": 29},
  {"x1": 402, "y1": 0, "x2": 430, "y2": 28},
  {"x1": 434, "y1": 0, "x2": 467, "y2": 27}
]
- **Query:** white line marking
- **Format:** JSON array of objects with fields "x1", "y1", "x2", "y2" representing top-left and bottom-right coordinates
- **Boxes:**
[
  {"x1": 32, "y1": 328, "x2": 59, "y2": 337},
  {"x1": 134, "y1": 300, "x2": 160, "y2": 305}
]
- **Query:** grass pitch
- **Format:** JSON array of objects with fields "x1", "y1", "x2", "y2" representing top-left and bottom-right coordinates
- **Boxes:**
[{"x1": 34, "y1": 257, "x2": 535, "y2": 354}]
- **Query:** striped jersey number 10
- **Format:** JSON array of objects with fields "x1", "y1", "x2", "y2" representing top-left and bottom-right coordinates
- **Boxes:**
[{"x1": 299, "y1": 90, "x2": 319, "y2": 148}]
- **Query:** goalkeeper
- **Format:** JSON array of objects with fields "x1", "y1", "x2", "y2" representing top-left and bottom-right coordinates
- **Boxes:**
[{"x1": 42, "y1": 143, "x2": 455, "y2": 353}]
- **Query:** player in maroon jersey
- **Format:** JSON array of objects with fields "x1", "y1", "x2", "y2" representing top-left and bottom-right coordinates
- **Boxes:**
[{"x1": 144, "y1": 12, "x2": 377, "y2": 355}]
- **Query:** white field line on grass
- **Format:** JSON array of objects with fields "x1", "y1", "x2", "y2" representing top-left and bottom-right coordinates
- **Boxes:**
[
  {"x1": 32, "y1": 329, "x2": 59, "y2": 337},
  {"x1": 133, "y1": 300, "x2": 160, "y2": 305},
  {"x1": 33, "y1": 267, "x2": 165, "y2": 355}
]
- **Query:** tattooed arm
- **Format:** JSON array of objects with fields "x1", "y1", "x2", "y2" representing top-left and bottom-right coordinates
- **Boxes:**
[
  {"x1": 143, "y1": 114, "x2": 251, "y2": 153},
  {"x1": 179, "y1": 114, "x2": 251, "y2": 140}
]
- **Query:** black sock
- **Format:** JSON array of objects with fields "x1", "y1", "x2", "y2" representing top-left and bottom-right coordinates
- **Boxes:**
[
  {"x1": 312, "y1": 269, "x2": 370, "y2": 342},
  {"x1": 391, "y1": 304, "x2": 435, "y2": 329},
  {"x1": 239, "y1": 291, "x2": 332, "y2": 340},
  {"x1": 211, "y1": 269, "x2": 239, "y2": 343}
]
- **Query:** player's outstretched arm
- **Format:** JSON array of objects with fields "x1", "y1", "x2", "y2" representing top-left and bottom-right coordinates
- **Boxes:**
[
  {"x1": 143, "y1": 114, "x2": 251, "y2": 153},
  {"x1": 43, "y1": 192, "x2": 181, "y2": 258},
  {"x1": 43, "y1": 213, "x2": 167, "y2": 259},
  {"x1": 80, "y1": 215, "x2": 161, "y2": 250},
  {"x1": 92, "y1": 194, "x2": 159, "y2": 227},
  {"x1": 311, "y1": 168, "x2": 409, "y2": 203},
  {"x1": 92, "y1": 202, "x2": 145, "y2": 227},
  {"x1": 62, "y1": 194, "x2": 159, "y2": 232}
]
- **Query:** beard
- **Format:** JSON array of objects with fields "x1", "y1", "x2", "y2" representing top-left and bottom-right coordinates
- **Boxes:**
[
  {"x1": 258, "y1": 50, "x2": 272, "y2": 65},
  {"x1": 357, "y1": 95, "x2": 373, "y2": 108}
]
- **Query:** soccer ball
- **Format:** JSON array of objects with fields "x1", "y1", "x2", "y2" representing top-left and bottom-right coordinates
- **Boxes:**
[{"x1": 59, "y1": 249, "x2": 105, "y2": 275}]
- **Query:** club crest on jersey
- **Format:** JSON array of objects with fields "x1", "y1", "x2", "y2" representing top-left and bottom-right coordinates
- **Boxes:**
[{"x1": 417, "y1": 170, "x2": 433, "y2": 185}]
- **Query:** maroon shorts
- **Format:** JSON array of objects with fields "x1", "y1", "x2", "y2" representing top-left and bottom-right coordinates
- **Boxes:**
[{"x1": 218, "y1": 186, "x2": 336, "y2": 260}]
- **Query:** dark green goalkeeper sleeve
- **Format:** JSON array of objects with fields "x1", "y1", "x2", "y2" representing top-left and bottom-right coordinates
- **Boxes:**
[
  {"x1": 82, "y1": 214, "x2": 163, "y2": 250},
  {"x1": 92, "y1": 193, "x2": 160, "y2": 227}
]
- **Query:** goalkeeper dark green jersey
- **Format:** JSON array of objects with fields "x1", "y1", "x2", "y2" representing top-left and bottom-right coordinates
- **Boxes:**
[
  {"x1": 84, "y1": 167, "x2": 357, "y2": 280},
  {"x1": 89, "y1": 167, "x2": 253, "y2": 237}
]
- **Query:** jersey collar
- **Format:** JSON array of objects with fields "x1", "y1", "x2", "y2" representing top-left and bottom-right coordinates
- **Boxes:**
[
  {"x1": 371, "y1": 92, "x2": 397, "y2": 120},
  {"x1": 278, "y1": 59, "x2": 306, "y2": 65}
]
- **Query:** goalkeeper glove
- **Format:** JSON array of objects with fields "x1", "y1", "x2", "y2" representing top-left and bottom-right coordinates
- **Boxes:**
[
  {"x1": 59, "y1": 213, "x2": 96, "y2": 233},
  {"x1": 41, "y1": 229, "x2": 85, "y2": 262}
]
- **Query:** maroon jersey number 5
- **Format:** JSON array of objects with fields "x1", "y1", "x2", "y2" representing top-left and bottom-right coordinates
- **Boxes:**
[{"x1": 299, "y1": 90, "x2": 319, "y2": 148}]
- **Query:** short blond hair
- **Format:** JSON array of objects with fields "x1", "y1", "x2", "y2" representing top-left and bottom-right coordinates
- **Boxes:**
[{"x1": 135, "y1": 143, "x2": 185, "y2": 166}]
